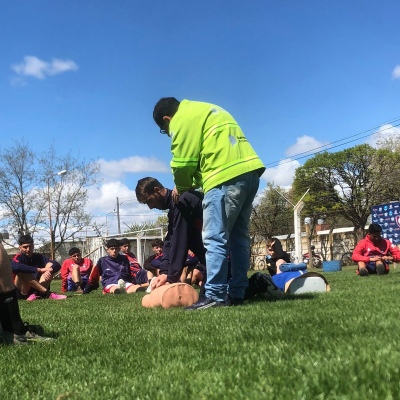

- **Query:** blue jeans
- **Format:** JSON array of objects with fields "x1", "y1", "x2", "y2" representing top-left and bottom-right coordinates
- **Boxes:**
[{"x1": 203, "y1": 171, "x2": 260, "y2": 301}]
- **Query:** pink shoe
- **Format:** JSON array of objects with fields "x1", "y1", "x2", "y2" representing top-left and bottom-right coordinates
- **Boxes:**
[
  {"x1": 48, "y1": 292, "x2": 67, "y2": 300},
  {"x1": 26, "y1": 294, "x2": 40, "y2": 301}
]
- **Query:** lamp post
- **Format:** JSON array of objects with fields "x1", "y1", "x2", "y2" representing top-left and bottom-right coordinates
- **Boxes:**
[
  {"x1": 105, "y1": 211, "x2": 117, "y2": 238},
  {"x1": 273, "y1": 188, "x2": 309, "y2": 263},
  {"x1": 116, "y1": 197, "x2": 137, "y2": 235},
  {"x1": 47, "y1": 169, "x2": 67, "y2": 259}
]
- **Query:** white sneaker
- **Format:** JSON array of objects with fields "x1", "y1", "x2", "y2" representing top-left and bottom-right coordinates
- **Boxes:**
[
  {"x1": 146, "y1": 277, "x2": 157, "y2": 294},
  {"x1": 117, "y1": 279, "x2": 126, "y2": 294}
]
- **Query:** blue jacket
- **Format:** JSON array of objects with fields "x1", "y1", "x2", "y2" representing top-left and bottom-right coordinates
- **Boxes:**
[
  {"x1": 94, "y1": 254, "x2": 132, "y2": 288},
  {"x1": 12, "y1": 253, "x2": 61, "y2": 275}
]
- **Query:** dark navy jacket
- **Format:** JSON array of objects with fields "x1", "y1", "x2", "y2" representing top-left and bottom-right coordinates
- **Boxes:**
[
  {"x1": 12, "y1": 253, "x2": 61, "y2": 276},
  {"x1": 89, "y1": 254, "x2": 132, "y2": 288},
  {"x1": 161, "y1": 189, "x2": 206, "y2": 283}
]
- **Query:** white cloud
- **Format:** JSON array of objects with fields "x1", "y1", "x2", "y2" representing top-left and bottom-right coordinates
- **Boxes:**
[
  {"x1": 86, "y1": 180, "x2": 164, "y2": 236},
  {"x1": 285, "y1": 135, "x2": 328, "y2": 157},
  {"x1": 261, "y1": 159, "x2": 300, "y2": 188},
  {"x1": 99, "y1": 156, "x2": 169, "y2": 179},
  {"x1": 87, "y1": 181, "x2": 136, "y2": 214},
  {"x1": 11, "y1": 56, "x2": 78, "y2": 80},
  {"x1": 392, "y1": 65, "x2": 400, "y2": 79}
]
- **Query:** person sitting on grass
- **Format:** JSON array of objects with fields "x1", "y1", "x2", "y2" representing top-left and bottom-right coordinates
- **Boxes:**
[
  {"x1": 119, "y1": 238, "x2": 148, "y2": 285},
  {"x1": 0, "y1": 243, "x2": 53, "y2": 344},
  {"x1": 11, "y1": 234, "x2": 67, "y2": 301},
  {"x1": 265, "y1": 237, "x2": 291, "y2": 276},
  {"x1": 352, "y1": 223, "x2": 400, "y2": 276},
  {"x1": 143, "y1": 238, "x2": 164, "y2": 281},
  {"x1": 60, "y1": 247, "x2": 93, "y2": 294},
  {"x1": 83, "y1": 238, "x2": 148, "y2": 295}
]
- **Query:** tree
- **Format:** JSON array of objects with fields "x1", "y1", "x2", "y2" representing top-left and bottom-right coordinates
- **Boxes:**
[
  {"x1": 250, "y1": 183, "x2": 293, "y2": 240},
  {"x1": 293, "y1": 144, "x2": 400, "y2": 242},
  {"x1": 376, "y1": 126, "x2": 400, "y2": 152},
  {"x1": 37, "y1": 146, "x2": 100, "y2": 258},
  {"x1": 124, "y1": 214, "x2": 167, "y2": 237},
  {"x1": 0, "y1": 143, "x2": 43, "y2": 239},
  {"x1": 0, "y1": 142, "x2": 100, "y2": 258}
]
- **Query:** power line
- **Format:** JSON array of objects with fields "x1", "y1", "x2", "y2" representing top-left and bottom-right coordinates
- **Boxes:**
[{"x1": 264, "y1": 117, "x2": 400, "y2": 168}]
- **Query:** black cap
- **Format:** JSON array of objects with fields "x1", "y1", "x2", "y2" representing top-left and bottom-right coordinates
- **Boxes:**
[{"x1": 368, "y1": 223, "x2": 382, "y2": 233}]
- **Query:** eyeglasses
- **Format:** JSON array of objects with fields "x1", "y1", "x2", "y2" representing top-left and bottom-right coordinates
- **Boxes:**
[
  {"x1": 159, "y1": 120, "x2": 170, "y2": 136},
  {"x1": 108, "y1": 247, "x2": 119, "y2": 250}
]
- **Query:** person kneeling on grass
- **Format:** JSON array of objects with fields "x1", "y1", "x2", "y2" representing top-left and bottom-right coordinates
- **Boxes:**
[
  {"x1": 83, "y1": 239, "x2": 148, "y2": 295},
  {"x1": 61, "y1": 247, "x2": 93, "y2": 294},
  {"x1": 0, "y1": 243, "x2": 52, "y2": 344},
  {"x1": 11, "y1": 234, "x2": 67, "y2": 301},
  {"x1": 352, "y1": 223, "x2": 400, "y2": 276}
]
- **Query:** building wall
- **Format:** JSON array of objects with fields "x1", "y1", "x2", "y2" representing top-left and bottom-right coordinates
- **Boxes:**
[{"x1": 250, "y1": 228, "x2": 360, "y2": 269}]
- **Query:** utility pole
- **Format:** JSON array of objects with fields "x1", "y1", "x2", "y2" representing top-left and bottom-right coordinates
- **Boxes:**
[{"x1": 116, "y1": 197, "x2": 121, "y2": 235}]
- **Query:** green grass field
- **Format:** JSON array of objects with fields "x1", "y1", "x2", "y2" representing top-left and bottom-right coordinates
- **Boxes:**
[{"x1": 2, "y1": 265, "x2": 400, "y2": 400}]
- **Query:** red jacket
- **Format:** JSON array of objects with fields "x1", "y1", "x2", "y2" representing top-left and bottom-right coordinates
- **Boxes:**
[
  {"x1": 352, "y1": 235, "x2": 400, "y2": 263},
  {"x1": 124, "y1": 252, "x2": 142, "y2": 278},
  {"x1": 61, "y1": 257, "x2": 93, "y2": 292}
]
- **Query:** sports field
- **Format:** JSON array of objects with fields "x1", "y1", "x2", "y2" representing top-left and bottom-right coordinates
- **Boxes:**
[{"x1": 1, "y1": 265, "x2": 400, "y2": 400}]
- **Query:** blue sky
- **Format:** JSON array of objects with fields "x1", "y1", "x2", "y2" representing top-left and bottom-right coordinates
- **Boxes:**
[{"x1": 1, "y1": 1, "x2": 400, "y2": 235}]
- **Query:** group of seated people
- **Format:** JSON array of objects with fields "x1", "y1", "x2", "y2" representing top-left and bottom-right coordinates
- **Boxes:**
[
  {"x1": 10, "y1": 233, "x2": 206, "y2": 299},
  {"x1": 78, "y1": 237, "x2": 205, "y2": 295},
  {"x1": 8, "y1": 222, "x2": 312, "y2": 303}
]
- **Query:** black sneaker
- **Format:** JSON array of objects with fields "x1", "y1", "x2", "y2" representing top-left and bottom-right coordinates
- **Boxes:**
[
  {"x1": 376, "y1": 264, "x2": 385, "y2": 275},
  {"x1": 244, "y1": 272, "x2": 264, "y2": 300},
  {"x1": 22, "y1": 322, "x2": 53, "y2": 342},
  {"x1": 22, "y1": 322, "x2": 45, "y2": 336},
  {"x1": 185, "y1": 297, "x2": 229, "y2": 311},
  {"x1": 226, "y1": 295, "x2": 244, "y2": 306},
  {"x1": 358, "y1": 267, "x2": 369, "y2": 276},
  {"x1": 246, "y1": 273, "x2": 283, "y2": 298},
  {"x1": 261, "y1": 275, "x2": 284, "y2": 298}
]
